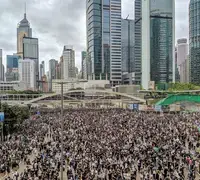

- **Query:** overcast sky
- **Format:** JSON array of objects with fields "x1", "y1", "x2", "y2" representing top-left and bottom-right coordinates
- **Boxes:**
[{"x1": 0, "y1": 0, "x2": 189, "y2": 72}]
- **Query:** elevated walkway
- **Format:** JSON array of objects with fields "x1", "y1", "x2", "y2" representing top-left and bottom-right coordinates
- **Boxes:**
[{"x1": 156, "y1": 94, "x2": 200, "y2": 106}]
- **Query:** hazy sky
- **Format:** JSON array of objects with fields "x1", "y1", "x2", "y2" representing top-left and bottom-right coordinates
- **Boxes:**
[{"x1": 0, "y1": 0, "x2": 189, "y2": 71}]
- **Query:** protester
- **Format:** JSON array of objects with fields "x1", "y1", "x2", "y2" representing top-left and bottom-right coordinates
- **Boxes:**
[{"x1": 0, "y1": 109, "x2": 199, "y2": 179}]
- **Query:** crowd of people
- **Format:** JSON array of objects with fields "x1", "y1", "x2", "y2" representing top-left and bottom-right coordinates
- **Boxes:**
[{"x1": 0, "y1": 108, "x2": 200, "y2": 180}]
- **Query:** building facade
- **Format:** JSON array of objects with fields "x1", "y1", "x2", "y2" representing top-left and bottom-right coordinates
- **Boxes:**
[
  {"x1": 81, "y1": 51, "x2": 87, "y2": 79},
  {"x1": 141, "y1": 0, "x2": 175, "y2": 89},
  {"x1": 189, "y1": 0, "x2": 200, "y2": 84},
  {"x1": 62, "y1": 46, "x2": 76, "y2": 80},
  {"x1": 177, "y1": 38, "x2": 188, "y2": 83},
  {"x1": 49, "y1": 59, "x2": 58, "y2": 91},
  {"x1": 18, "y1": 59, "x2": 36, "y2": 90},
  {"x1": 40, "y1": 61, "x2": 45, "y2": 79},
  {"x1": 121, "y1": 18, "x2": 134, "y2": 73},
  {"x1": 179, "y1": 55, "x2": 190, "y2": 83},
  {"x1": 175, "y1": 47, "x2": 180, "y2": 82},
  {"x1": 23, "y1": 37, "x2": 39, "y2": 88},
  {"x1": 6, "y1": 55, "x2": 19, "y2": 81},
  {"x1": 0, "y1": 49, "x2": 4, "y2": 81},
  {"x1": 17, "y1": 12, "x2": 32, "y2": 58},
  {"x1": 134, "y1": 0, "x2": 142, "y2": 84},
  {"x1": 86, "y1": 0, "x2": 122, "y2": 85}
]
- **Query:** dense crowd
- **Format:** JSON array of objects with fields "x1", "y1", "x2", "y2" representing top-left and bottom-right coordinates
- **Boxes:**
[{"x1": 0, "y1": 109, "x2": 200, "y2": 180}]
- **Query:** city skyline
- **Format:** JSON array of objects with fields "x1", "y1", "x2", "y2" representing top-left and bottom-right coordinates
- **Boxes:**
[{"x1": 0, "y1": 0, "x2": 189, "y2": 72}]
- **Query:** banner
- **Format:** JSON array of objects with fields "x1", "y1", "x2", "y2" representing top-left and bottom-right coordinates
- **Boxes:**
[
  {"x1": 0, "y1": 112, "x2": 5, "y2": 122},
  {"x1": 155, "y1": 105, "x2": 162, "y2": 112},
  {"x1": 139, "y1": 105, "x2": 147, "y2": 111},
  {"x1": 128, "y1": 104, "x2": 133, "y2": 110},
  {"x1": 133, "y1": 104, "x2": 139, "y2": 110},
  {"x1": 170, "y1": 104, "x2": 181, "y2": 112}
]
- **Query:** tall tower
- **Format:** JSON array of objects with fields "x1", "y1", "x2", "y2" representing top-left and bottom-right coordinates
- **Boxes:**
[
  {"x1": 177, "y1": 38, "x2": 188, "y2": 83},
  {"x1": 134, "y1": 0, "x2": 142, "y2": 84},
  {"x1": 62, "y1": 46, "x2": 75, "y2": 80},
  {"x1": 17, "y1": 4, "x2": 32, "y2": 58},
  {"x1": 189, "y1": 0, "x2": 200, "y2": 84},
  {"x1": 121, "y1": 18, "x2": 134, "y2": 73},
  {"x1": 141, "y1": 0, "x2": 175, "y2": 89},
  {"x1": 0, "y1": 49, "x2": 3, "y2": 81},
  {"x1": 86, "y1": 0, "x2": 122, "y2": 85}
]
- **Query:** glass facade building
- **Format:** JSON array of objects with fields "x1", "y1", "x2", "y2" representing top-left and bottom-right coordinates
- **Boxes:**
[
  {"x1": 134, "y1": 0, "x2": 142, "y2": 84},
  {"x1": 86, "y1": 0, "x2": 122, "y2": 85},
  {"x1": 189, "y1": 0, "x2": 200, "y2": 84},
  {"x1": 7, "y1": 55, "x2": 19, "y2": 69},
  {"x1": 121, "y1": 19, "x2": 134, "y2": 73},
  {"x1": 23, "y1": 37, "x2": 39, "y2": 88},
  {"x1": 150, "y1": 0, "x2": 173, "y2": 83},
  {"x1": 141, "y1": 0, "x2": 175, "y2": 89}
]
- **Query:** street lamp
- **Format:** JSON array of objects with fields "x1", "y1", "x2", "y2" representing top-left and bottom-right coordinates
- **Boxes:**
[
  {"x1": 56, "y1": 81, "x2": 65, "y2": 180},
  {"x1": 55, "y1": 79, "x2": 87, "y2": 180}
]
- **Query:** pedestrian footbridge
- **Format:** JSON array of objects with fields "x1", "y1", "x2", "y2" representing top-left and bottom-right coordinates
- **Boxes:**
[
  {"x1": 26, "y1": 89, "x2": 146, "y2": 104},
  {"x1": 156, "y1": 94, "x2": 200, "y2": 106}
]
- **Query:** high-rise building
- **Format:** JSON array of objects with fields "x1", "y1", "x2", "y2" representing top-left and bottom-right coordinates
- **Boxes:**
[
  {"x1": 189, "y1": 0, "x2": 200, "y2": 84},
  {"x1": 86, "y1": 0, "x2": 122, "y2": 85},
  {"x1": 6, "y1": 55, "x2": 19, "y2": 81},
  {"x1": 0, "y1": 49, "x2": 3, "y2": 81},
  {"x1": 49, "y1": 59, "x2": 58, "y2": 91},
  {"x1": 134, "y1": 0, "x2": 142, "y2": 84},
  {"x1": 81, "y1": 51, "x2": 87, "y2": 79},
  {"x1": 179, "y1": 55, "x2": 190, "y2": 83},
  {"x1": 40, "y1": 61, "x2": 45, "y2": 79},
  {"x1": 60, "y1": 56, "x2": 64, "y2": 79},
  {"x1": 175, "y1": 47, "x2": 180, "y2": 82},
  {"x1": 177, "y1": 38, "x2": 188, "y2": 83},
  {"x1": 121, "y1": 18, "x2": 134, "y2": 73},
  {"x1": 62, "y1": 46, "x2": 75, "y2": 80},
  {"x1": 18, "y1": 59, "x2": 36, "y2": 90},
  {"x1": 56, "y1": 63, "x2": 61, "y2": 79},
  {"x1": 141, "y1": 0, "x2": 175, "y2": 89},
  {"x1": 23, "y1": 37, "x2": 39, "y2": 88},
  {"x1": 17, "y1": 10, "x2": 32, "y2": 58},
  {"x1": 82, "y1": 56, "x2": 87, "y2": 80}
]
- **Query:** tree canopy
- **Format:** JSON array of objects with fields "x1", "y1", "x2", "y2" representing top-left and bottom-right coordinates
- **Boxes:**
[{"x1": 0, "y1": 102, "x2": 30, "y2": 135}]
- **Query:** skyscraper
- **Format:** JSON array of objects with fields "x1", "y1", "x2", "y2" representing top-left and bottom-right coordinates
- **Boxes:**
[
  {"x1": 121, "y1": 18, "x2": 134, "y2": 73},
  {"x1": 62, "y1": 46, "x2": 75, "y2": 80},
  {"x1": 134, "y1": 0, "x2": 142, "y2": 84},
  {"x1": 177, "y1": 38, "x2": 189, "y2": 83},
  {"x1": 23, "y1": 37, "x2": 39, "y2": 88},
  {"x1": 189, "y1": 0, "x2": 200, "y2": 84},
  {"x1": 49, "y1": 59, "x2": 58, "y2": 91},
  {"x1": 49, "y1": 59, "x2": 58, "y2": 80},
  {"x1": 18, "y1": 59, "x2": 36, "y2": 90},
  {"x1": 81, "y1": 51, "x2": 87, "y2": 79},
  {"x1": 141, "y1": 0, "x2": 175, "y2": 89},
  {"x1": 0, "y1": 49, "x2": 3, "y2": 81},
  {"x1": 86, "y1": 0, "x2": 122, "y2": 85},
  {"x1": 17, "y1": 9, "x2": 32, "y2": 58},
  {"x1": 6, "y1": 55, "x2": 19, "y2": 81},
  {"x1": 40, "y1": 61, "x2": 45, "y2": 79}
]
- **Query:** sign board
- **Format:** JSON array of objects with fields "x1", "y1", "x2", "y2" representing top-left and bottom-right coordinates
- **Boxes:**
[
  {"x1": 133, "y1": 104, "x2": 139, "y2": 110},
  {"x1": 0, "y1": 112, "x2": 5, "y2": 122},
  {"x1": 128, "y1": 104, "x2": 133, "y2": 110},
  {"x1": 148, "y1": 81, "x2": 155, "y2": 90},
  {"x1": 170, "y1": 104, "x2": 181, "y2": 112},
  {"x1": 139, "y1": 105, "x2": 147, "y2": 111},
  {"x1": 147, "y1": 105, "x2": 155, "y2": 111},
  {"x1": 155, "y1": 105, "x2": 162, "y2": 112}
]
